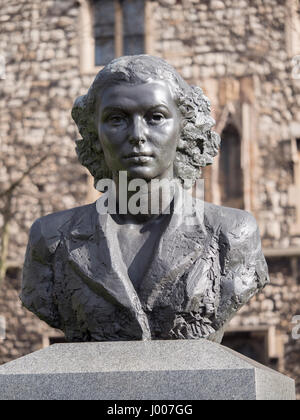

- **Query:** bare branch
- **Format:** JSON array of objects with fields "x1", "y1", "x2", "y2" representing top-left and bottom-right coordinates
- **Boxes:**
[
  {"x1": 0, "y1": 150, "x2": 53, "y2": 288},
  {"x1": 0, "y1": 153, "x2": 49, "y2": 199}
]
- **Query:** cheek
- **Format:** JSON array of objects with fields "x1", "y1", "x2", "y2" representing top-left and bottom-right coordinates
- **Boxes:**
[
  {"x1": 99, "y1": 127, "x2": 120, "y2": 152},
  {"x1": 152, "y1": 122, "x2": 180, "y2": 152}
]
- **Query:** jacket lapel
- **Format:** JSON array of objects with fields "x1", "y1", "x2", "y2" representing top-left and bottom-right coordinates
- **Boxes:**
[
  {"x1": 60, "y1": 200, "x2": 151, "y2": 339},
  {"x1": 139, "y1": 193, "x2": 212, "y2": 312}
]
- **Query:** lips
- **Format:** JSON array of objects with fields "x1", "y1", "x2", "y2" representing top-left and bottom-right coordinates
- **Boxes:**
[
  {"x1": 123, "y1": 151, "x2": 154, "y2": 164},
  {"x1": 124, "y1": 151, "x2": 153, "y2": 159}
]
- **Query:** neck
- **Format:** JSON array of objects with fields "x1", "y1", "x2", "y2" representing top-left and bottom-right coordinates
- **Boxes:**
[{"x1": 112, "y1": 170, "x2": 177, "y2": 223}]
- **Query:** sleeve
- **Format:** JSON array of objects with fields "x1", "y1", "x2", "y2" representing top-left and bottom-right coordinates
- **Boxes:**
[
  {"x1": 20, "y1": 218, "x2": 61, "y2": 329},
  {"x1": 215, "y1": 211, "x2": 269, "y2": 328}
]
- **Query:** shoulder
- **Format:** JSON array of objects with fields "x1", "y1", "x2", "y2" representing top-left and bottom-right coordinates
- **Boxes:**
[
  {"x1": 203, "y1": 202, "x2": 268, "y2": 274},
  {"x1": 203, "y1": 202, "x2": 259, "y2": 242},
  {"x1": 28, "y1": 203, "x2": 96, "y2": 252},
  {"x1": 203, "y1": 202, "x2": 269, "y2": 289}
]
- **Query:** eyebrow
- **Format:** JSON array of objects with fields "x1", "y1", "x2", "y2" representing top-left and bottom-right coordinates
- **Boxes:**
[
  {"x1": 101, "y1": 104, "x2": 171, "y2": 115},
  {"x1": 101, "y1": 106, "x2": 126, "y2": 114}
]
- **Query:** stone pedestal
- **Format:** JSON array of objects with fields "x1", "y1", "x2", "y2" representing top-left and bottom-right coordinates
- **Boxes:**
[{"x1": 0, "y1": 339, "x2": 296, "y2": 400}]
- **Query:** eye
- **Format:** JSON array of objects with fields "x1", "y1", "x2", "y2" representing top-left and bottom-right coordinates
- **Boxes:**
[
  {"x1": 147, "y1": 112, "x2": 166, "y2": 125},
  {"x1": 107, "y1": 114, "x2": 127, "y2": 126}
]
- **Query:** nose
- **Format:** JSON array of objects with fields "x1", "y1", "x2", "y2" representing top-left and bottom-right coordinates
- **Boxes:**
[{"x1": 128, "y1": 115, "x2": 147, "y2": 146}]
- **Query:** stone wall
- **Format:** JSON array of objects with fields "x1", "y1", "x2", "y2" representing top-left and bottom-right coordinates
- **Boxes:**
[
  {"x1": 0, "y1": 269, "x2": 57, "y2": 365},
  {"x1": 0, "y1": 0, "x2": 93, "y2": 267}
]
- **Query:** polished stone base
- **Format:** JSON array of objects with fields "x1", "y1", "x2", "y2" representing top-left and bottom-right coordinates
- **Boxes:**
[{"x1": 0, "y1": 340, "x2": 296, "y2": 400}]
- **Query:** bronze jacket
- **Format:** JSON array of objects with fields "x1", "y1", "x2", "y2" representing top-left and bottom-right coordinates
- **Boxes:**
[{"x1": 21, "y1": 197, "x2": 269, "y2": 343}]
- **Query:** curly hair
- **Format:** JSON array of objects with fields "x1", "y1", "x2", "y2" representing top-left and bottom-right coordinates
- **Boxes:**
[{"x1": 71, "y1": 55, "x2": 220, "y2": 186}]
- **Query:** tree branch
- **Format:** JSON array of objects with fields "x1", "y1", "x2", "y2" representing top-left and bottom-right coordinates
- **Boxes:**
[
  {"x1": 0, "y1": 153, "x2": 49, "y2": 200},
  {"x1": 0, "y1": 152, "x2": 51, "y2": 287}
]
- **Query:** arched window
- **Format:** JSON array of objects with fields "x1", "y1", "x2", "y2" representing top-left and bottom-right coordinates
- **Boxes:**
[{"x1": 219, "y1": 123, "x2": 244, "y2": 209}]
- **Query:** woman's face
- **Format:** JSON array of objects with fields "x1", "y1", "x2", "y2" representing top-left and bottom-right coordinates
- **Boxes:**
[{"x1": 97, "y1": 80, "x2": 182, "y2": 181}]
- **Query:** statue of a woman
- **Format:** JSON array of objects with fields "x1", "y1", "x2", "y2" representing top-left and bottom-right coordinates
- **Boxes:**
[{"x1": 21, "y1": 55, "x2": 269, "y2": 343}]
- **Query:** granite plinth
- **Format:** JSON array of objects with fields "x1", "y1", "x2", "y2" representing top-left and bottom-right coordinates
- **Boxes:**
[{"x1": 0, "y1": 339, "x2": 296, "y2": 400}]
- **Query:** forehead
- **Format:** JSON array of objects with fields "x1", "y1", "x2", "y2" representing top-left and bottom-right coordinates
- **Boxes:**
[{"x1": 98, "y1": 81, "x2": 177, "y2": 112}]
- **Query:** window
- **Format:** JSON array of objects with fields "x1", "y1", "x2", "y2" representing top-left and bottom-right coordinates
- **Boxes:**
[
  {"x1": 222, "y1": 327, "x2": 283, "y2": 371},
  {"x1": 219, "y1": 123, "x2": 244, "y2": 209},
  {"x1": 223, "y1": 330, "x2": 268, "y2": 365},
  {"x1": 123, "y1": 0, "x2": 145, "y2": 56},
  {"x1": 286, "y1": 0, "x2": 300, "y2": 57},
  {"x1": 79, "y1": 0, "x2": 154, "y2": 74},
  {"x1": 94, "y1": 0, "x2": 116, "y2": 66},
  {"x1": 93, "y1": 0, "x2": 146, "y2": 67},
  {"x1": 288, "y1": 137, "x2": 300, "y2": 234}
]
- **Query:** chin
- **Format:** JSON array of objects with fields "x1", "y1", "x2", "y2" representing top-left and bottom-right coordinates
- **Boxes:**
[{"x1": 126, "y1": 166, "x2": 159, "y2": 181}]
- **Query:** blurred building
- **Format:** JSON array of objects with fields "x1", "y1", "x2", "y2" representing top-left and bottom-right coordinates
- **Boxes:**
[{"x1": 0, "y1": 0, "x2": 300, "y2": 397}]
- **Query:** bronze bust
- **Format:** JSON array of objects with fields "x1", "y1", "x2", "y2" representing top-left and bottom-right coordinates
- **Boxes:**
[{"x1": 21, "y1": 55, "x2": 269, "y2": 343}]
